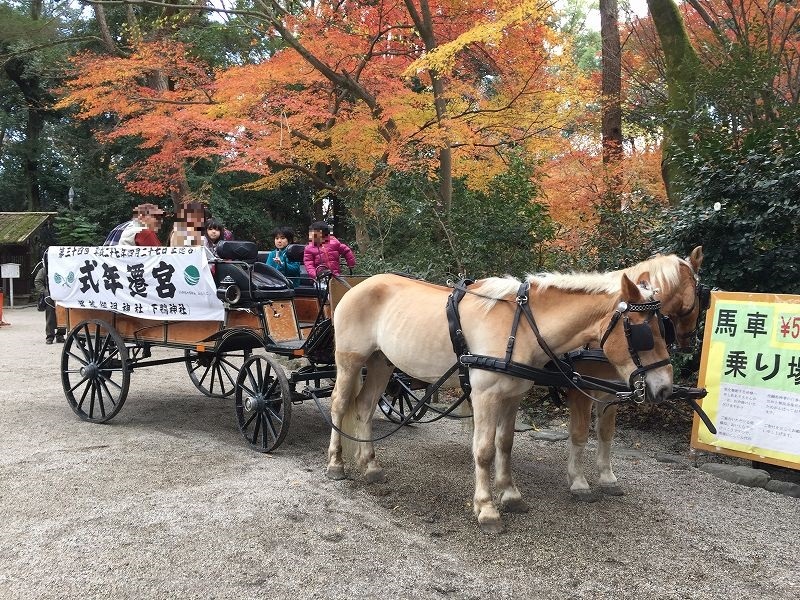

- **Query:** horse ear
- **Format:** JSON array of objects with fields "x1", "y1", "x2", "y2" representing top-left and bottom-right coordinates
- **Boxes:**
[
  {"x1": 620, "y1": 273, "x2": 645, "y2": 302},
  {"x1": 689, "y1": 246, "x2": 703, "y2": 274}
]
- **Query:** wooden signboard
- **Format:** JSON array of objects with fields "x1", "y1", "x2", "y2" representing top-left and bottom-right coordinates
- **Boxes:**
[{"x1": 692, "y1": 291, "x2": 800, "y2": 469}]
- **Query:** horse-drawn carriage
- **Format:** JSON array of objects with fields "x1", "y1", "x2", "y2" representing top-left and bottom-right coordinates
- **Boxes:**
[
  {"x1": 51, "y1": 241, "x2": 391, "y2": 452},
  {"x1": 51, "y1": 242, "x2": 712, "y2": 532}
]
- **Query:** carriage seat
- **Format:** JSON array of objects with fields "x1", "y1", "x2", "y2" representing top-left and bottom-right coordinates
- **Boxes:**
[
  {"x1": 214, "y1": 241, "x2": 295, "y2": 302},
  {"x1": 285, "y1": 243, "x2": 323, "y2": 298}
]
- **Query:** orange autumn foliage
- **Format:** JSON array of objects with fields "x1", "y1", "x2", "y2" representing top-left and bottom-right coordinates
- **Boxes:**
[{"x1": 58, "y1": 1, "x2": 587, "y2": 202}]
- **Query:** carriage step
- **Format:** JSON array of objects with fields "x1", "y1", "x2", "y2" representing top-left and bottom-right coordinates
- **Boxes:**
[{"x1": 269, "y1": 339, "x2": 305, "y2": 351}]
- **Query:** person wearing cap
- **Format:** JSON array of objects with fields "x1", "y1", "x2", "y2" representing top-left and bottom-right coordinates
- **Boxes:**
[{"x1": 114, "y1": 203, "x2": 164, "y2": 246}]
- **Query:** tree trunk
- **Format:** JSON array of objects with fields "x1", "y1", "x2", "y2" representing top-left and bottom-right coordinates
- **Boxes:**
[
  {"x1": 405, "y1": 0, "x2": 453, "y2": 221},
  {"x1": 646, "y1": 0, "x2": 703, "y2": 204},
  {"x1": 600, "y1": 0, "x2": 623, "y2": 206}
]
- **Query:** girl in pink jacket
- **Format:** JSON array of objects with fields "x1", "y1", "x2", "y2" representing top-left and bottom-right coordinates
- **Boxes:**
[{"x1": 303, "y1": 221, "x2": 356, "y2": 278}]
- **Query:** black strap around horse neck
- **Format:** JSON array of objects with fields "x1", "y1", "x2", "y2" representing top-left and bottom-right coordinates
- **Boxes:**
[{"x1": 446, "y1": 279, "x2": 574, "y2": 395}]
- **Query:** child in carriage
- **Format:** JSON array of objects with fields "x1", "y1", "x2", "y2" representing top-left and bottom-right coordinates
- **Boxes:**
[
  {"x1": 303, "y1": 221, "x2": 355, "y2": 279},
  {"x1": 265, "y1": 226, "x2": 302, "y2": 281}
]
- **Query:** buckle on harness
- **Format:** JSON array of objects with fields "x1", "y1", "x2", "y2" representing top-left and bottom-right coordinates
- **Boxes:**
[{"x1": 516, "y1": 295, "x2": 528, "y2": 306}]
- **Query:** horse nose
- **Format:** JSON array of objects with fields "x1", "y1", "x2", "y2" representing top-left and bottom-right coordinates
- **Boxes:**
[{"x1": 649, "y1": 381, "x2": 673, "y2": 403}]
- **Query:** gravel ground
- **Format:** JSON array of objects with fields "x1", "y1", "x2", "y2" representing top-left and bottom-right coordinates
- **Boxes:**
[{"x1": 0, "y1": 306, "x2": 797, "y2": 600}]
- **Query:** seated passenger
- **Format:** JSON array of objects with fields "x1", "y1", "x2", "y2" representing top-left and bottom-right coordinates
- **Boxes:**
[
  {"x1": 169, "y1": 201, "x2": 205, "y2": 247},
  {"x1": 265, "y1": 226, "x2": 301, "y2": 283},
  {"x1": 303, "y1": 221, "x2": 355, "y2": 279},
  {"x1": 116, "y1": 203, "x2": 165, "y2": 246},
  {"x1": 204, "y1": 218, "x2": 226, "y2": 258}
]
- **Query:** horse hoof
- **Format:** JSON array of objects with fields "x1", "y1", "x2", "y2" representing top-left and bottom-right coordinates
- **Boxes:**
[
  {"x1": 326, "y1": 465, "x2": 346, "y2": 480},
  {"x1": 364, "y1": 467, "x2": 386, "y2": 484},
  {"x1": 500, "y1": 497, "x2": 529, "y2": 513},
  {"x1": 601, "y1": 484, "x2": 624, "y2": 496},
  {"x1": 570, "y1": 489, "x2": 600, "y2": 503},
  {"x1": 478, "y1": 516, "x2": 504, "y2": 534}
]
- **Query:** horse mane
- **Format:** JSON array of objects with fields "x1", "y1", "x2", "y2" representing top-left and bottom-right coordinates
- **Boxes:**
[{"x1": 471, "y1": 254, "x2": 686, "y2": 312}]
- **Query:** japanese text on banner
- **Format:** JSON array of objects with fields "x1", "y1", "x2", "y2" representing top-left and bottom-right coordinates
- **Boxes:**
[{"x1": 48, "y1": 246, "x2": 224, "y2": 322}]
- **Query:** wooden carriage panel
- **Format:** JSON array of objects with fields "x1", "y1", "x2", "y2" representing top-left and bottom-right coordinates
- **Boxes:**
[
  {"x1": 61, "y1": 308, "x2": 114, "y2": 331},
  {"x1": 294, "y1": 297, "x2": 325, "y2": 324},
  {"x1": 162, "y1": 320, "x2": 222, "y2": 345},
  {"x1": 114, "y1": 314, "x2": 166, "y2": 343},
  {"x1": 55, "y1": 304, "x2": 68, "y2": 329},
  {"x1": 226, "y1": 308, "x2": 262, "y2": 332},
  {"x1": 264, "y1": 301, "x2": 301, "y2": 342}
]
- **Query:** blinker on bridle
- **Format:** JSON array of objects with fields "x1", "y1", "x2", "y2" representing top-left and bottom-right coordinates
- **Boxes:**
[{"x1": 599, "y1": 298, "x2": 671, "y2": 403}]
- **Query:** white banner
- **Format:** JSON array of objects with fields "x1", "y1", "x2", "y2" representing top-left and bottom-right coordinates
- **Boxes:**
[{"x1": 48, "y1": 246, "x2": 225, "y2": 321}]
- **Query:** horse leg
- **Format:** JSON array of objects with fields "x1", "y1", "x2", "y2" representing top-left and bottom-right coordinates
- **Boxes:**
[
  {"x1": 326, "y1": 353, "x2": 365, "y2": 480},
  {"x1": 471, "y1": 394, "x2": 504, "y2": 534},
  {"x1": 495, "y1": 396, "x2": 528, "y2": 513},
  {"x1": 566, "y1": 390, "x2": 595, "y2": 500},
  {"x1": 596, "y1": 401, "x2": 624, "y2": 496},
  {"x1": 352, "y1": 354, "x2": 394, "y2": 484}
]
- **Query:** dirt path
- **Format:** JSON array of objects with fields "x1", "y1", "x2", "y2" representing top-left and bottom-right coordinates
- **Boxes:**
[{"x1": 0, "y1": 306, "x2": 797, "y2": 599}]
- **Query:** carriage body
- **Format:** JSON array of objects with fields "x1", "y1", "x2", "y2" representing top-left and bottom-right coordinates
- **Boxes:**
[{"x1": 50, "y1": 242, "x2": 351, "y2": 450}]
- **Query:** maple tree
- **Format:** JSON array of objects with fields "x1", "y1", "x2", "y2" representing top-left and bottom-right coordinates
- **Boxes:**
[{"x1": 58, "y1": 0, "x2": 588, "y2": 248}]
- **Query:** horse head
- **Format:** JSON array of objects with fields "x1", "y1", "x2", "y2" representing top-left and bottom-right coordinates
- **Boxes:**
[
  {"x1": 662, "y1": 245, "x2": 707, "y2": 351},
  {"x1": 599, "y1": 273, "x2": 673, "y2": 403}
]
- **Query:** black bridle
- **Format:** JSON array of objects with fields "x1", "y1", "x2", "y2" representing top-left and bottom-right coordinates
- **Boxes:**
[
  {"x1": 599, "y1": 298, "x2": 672, "y2": 403},
  {"x1": 666, "y1": 281, "x2": 713, "y2": 348}
]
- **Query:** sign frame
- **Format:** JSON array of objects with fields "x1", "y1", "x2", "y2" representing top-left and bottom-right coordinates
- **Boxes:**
[{"x1": 691, "y1": 290, "x2": 800, "y2": 469}]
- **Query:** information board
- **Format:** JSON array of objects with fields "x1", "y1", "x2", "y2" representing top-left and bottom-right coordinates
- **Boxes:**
[
  {"x1": 1, "y1": 263, "x2": 20, "y2": 278},
  {"x1": 692, "y1": 291, "x2": 800, "y2": 468}
]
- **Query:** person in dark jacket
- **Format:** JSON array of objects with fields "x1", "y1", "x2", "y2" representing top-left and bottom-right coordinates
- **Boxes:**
[{"x1": 33, "y1": 256, "x2": 65, "y2": 344}]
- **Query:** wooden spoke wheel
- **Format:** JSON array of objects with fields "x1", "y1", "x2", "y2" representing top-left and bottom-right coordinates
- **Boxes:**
[
  {"x1": 61, "y1": 319, "x2": 130, "y2": 423},
  {"x1": 377, "y1": 371, "x2": 429, "y2": 424},
  {"x1": 185, "y1": 346, "x2": 251, "y2": 398},
  {"x1": 235, "y1": 355, "x2": 292, "y2": 453}
]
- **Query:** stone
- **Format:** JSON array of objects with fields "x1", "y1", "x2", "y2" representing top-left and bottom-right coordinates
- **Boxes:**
[
  {"x1": 699, "y1": 463, "x2": 771, "y2": 488},
  {"x1": 765, "y1": 479, "x2": 800, "y2": 498},
  {"x1": 530, "y1": 429, "x2": 569, "y2": 442},
  {"x1": 655, "y1": 453, "x2": 688, "y2": 465}
]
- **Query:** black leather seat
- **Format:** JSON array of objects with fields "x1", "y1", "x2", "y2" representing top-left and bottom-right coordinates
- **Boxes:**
[{"x1": 215, "y1": 241, "x2": 295, "y2": 302}]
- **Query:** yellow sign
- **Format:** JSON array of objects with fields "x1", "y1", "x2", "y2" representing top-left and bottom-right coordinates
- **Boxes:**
[{"x1": 692, "y1": 291, "x2": 800, "y2": 469}]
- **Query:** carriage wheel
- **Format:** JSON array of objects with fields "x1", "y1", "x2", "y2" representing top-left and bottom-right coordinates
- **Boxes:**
[
  {"x1": 61, "y1": 319, "x2": 130, "y2": 423},
  {"x1": 235, "y1": 354, "x2": 292, "y2": 453},
  {"x1": 377, "y1": 371, "x2": 429, "y2": 424},
  {"x1": 185, "y1": 346, "x2": 251, "y2": 398}
]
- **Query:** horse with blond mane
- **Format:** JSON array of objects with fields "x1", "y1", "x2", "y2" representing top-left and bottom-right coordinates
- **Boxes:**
[
  {"x1": 326, "y1": 262, "x2": 676, "y2": 533},
  {"x1": 566, "y1": 247, "x2": 706, "y2": 499}
]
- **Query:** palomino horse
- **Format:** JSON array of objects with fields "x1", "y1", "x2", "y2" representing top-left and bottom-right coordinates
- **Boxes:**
[
  {"x1": 326, "y1": 267, "x2": 674, "y2": 533},
  {"x1": 566, "y1": 247, "x2": 705, "y2": 499}
]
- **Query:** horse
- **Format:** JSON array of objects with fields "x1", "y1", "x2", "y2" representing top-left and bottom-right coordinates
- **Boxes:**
[
  {"x1": 325, "y1": 265, "x2": 674, "y2": 533},
  {"x1": 565, "y1": 247, "x2": 705, "y2": 499}
]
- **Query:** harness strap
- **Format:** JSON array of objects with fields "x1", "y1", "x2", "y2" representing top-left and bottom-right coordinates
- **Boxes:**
[
  {"x1": 460, "y1": 354, "x2": 629, "y2": 394},
  {"x1": 446, "y1": 279, "x2": 474, "y2": 393}
]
